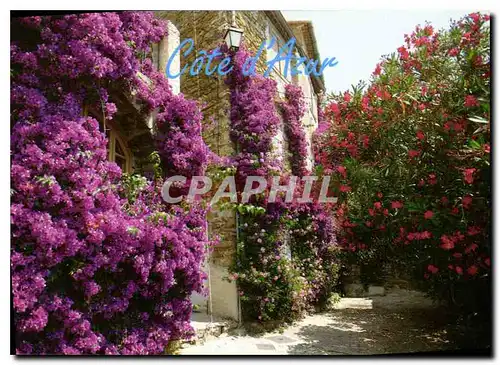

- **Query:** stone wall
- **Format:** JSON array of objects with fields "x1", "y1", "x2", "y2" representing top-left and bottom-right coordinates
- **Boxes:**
[{"x1": 154, "y1": 11, "x2": 321, "y2": 322}]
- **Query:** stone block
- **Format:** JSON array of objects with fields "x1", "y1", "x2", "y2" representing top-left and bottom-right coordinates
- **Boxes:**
[{"x1": 367, "y1": 285, "x2": 385, "y2": 297}]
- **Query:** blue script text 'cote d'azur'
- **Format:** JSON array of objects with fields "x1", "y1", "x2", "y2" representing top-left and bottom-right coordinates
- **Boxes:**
[{"x1": 166, "y1": 37, "x2": 338, "y2": 79}]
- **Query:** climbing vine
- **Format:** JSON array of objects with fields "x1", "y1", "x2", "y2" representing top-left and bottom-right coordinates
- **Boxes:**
[
  {"x1": 280, "y1": 84, "x2": 309, "y2": 177},
  {"x1": 225, "y1": 46, "x2": 339, "y2": 325}
]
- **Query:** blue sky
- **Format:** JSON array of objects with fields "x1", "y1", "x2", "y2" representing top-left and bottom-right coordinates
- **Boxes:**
[{"x1": 282, "y1": 10, "x2": 472, "y2": 94}]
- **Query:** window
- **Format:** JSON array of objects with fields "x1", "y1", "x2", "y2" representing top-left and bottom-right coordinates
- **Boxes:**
[
  {"x1": 106, "y1": 128, "x2": 132, "y2": 173},
  {"x1": 266, "y1": 22, "x2": 292, "y2": 82},
  {"x1": 83, "y1": 105, "x2": 133, "y2": 173}
]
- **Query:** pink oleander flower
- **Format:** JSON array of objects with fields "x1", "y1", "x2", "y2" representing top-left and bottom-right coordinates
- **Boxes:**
[
  {"x1": 427, "y1": 264, "x2": 439, "y2": 274},
  {"x1": 464, "y1": 95, "x2": 480, "y2": 108},
  {"x1": 463, "y1": 168, "x2": 476, "y2": 184}
]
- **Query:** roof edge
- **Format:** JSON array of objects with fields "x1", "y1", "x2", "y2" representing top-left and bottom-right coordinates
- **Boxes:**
[{"x1": 265, "y1": 11, "x2": 325, "y2": 94}]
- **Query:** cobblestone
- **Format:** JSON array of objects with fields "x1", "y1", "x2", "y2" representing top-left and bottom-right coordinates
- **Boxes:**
[{"x1": 180, "y1": 289, "x2": 461, "y2": 355}]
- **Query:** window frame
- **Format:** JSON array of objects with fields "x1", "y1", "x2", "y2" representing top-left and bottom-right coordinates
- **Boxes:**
[
  {"x1": 83, "y1": 105, "x2": 133, "y2": 174},
  {"x1": 266, "y1": 22, "x2": 292, "y2": 82},
  {"x1": 107, "y1": 128, "x2": 133, "y2": 174}
]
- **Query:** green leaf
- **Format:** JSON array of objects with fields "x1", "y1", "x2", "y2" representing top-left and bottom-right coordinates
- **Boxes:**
[
  {"x1": 406, "y1": 202, "x2": 421, "y2": 212},
  {"x1": 468, "y1": 139, "x2": 481, "y2": 149},
  {"x1": 237, "y1": 205, "x2": 246, "y2": 215}
]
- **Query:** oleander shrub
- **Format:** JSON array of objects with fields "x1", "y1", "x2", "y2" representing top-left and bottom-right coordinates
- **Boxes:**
[{"x1": 316, "y1": 13, "x2": 491, "y2": 316}]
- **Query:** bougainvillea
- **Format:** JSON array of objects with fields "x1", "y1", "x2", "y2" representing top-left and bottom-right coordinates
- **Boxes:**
[
  {"x1": 11, "y1": 12, "x2": 211, "y2": 354},
  {"x1": 316, "y1": 13, "x2": 490, "y2": 315},
  {"x1": 280, "y1": 85, "x2": 339, "y2": 310},
  {"x1": 280, "y1": 84, "x2": 309, "y2": 177},
  {"x1": 12, "y1": 11, "x2": 340, "y2": 351},
  {"x1": 223, "y1": 46, "x2": 294, "y2": 323},
  {"x1": 224, "y1": 46, "x2": 339, "y2": 324}
]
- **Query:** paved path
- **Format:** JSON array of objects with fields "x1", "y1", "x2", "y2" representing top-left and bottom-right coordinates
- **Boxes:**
[{"x1": 180, "y1": 290, "x2": 461, "y2": 355}]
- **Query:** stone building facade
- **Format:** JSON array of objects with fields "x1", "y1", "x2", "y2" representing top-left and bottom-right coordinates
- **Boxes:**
[{"x1": 149, "y1": 11, "x2": 326, "y2": 322}]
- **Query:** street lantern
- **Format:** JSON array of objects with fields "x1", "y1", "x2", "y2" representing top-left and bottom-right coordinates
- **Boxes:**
[{"x1": 224, "y1": 25, "x2": 243, "y2": 51}]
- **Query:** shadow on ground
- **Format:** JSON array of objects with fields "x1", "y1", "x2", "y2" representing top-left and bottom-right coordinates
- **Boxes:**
[
  {"x1": 287, "y1": 291, "x2": 491, "y2": 356},
  {"x1": 287, "y1": 306, "x2": 454, "y2": 355}
]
